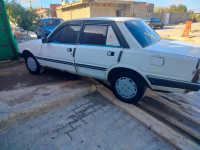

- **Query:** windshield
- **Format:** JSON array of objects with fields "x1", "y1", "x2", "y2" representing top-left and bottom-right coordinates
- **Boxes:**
[
  {"x1": 144, "y1": 18, "x2": 151, "y2": 21},
  {"x1": 44, "y1": 19, "x2": 63, "y2": 27},
  {"x1": 125, "y1": 20, "x2": 161, "y2": 47}
]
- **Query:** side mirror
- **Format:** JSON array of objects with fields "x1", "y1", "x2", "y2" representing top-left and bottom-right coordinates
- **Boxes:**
[{"x1": 42, "y1": 37, "x2": 49, "y2": 43}]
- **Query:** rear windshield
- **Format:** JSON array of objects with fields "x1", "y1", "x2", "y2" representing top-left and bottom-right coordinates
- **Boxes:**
[
  {"x1": 44, "y1": 19, "x2": 63, "y2": 27},
  {"x1": 125, "y1": 20, "x2": 161, "y2": 47}
]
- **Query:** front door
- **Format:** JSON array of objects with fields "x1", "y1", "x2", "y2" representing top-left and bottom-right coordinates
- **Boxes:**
[
  {"x1": 41, "y1": 23, "x2": 82, "y2": 73},
  {"x1": 75, "y1": 22, "x2": 123, "y2": 79}
]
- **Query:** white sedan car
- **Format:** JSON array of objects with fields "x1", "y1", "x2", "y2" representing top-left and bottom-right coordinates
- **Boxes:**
[{"x1": 18, "y1": 17, "x2": 200, "y2": 103}]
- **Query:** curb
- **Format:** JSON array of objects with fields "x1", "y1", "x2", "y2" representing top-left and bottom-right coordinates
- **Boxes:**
[
  {"x1": 0, "y1": 85, "x2": 96, "y2": 132},
  {"x1": 140, "y1": 94, "x2": 200, "y2": 140},
  {"x1": 97, "y1": 86, "x2": 200, "y2": 150}
]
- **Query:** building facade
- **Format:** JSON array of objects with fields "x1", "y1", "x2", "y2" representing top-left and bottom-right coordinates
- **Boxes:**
[
  {"x1": 36, "y1": 4, "x2": 61, "y2": 18},
  {"x1": 56, "y1": 0, "x2": 137, "y2": 20}
]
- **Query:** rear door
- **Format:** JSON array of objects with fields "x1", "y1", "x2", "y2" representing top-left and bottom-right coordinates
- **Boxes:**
[{"x1": 75, "y1": 21, "x2": 124, "y2": 79}]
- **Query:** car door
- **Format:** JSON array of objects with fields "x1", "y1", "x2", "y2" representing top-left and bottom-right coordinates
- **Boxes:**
[
  {"x1": 41, "y1": 22, "x2": 82, "y2": 73},
  {"x1": 75, "y1": 21, "x2": 124, "y2": 79}
]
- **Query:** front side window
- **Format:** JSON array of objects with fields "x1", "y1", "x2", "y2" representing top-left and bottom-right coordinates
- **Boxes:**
[
  {"x1": 50, "y1": 25, "x2": 81, "y2": 44},
  {"x1": 39, "y1": 20, "x2": 43, "y2": 27},
  {"x1": 80, "y1": 24, "x2": 108, "y2": 45},
  {"x1": 125, "y1": 20, "x2": 161, "y2": 47}
]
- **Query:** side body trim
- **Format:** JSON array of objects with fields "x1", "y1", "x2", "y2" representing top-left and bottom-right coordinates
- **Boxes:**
[{"x1": 147, "y1": 76, "x2": 200, "y2": 91}]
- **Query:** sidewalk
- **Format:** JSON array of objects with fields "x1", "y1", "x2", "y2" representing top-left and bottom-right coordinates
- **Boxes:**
[{"x1": 0, "y1": 92, "x2": 173, "y2": 150}]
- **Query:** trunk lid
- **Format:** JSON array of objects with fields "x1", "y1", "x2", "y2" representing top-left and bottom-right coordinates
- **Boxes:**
[{"x1": 145, "y1": 39, "x2": 200, "y2": 58}]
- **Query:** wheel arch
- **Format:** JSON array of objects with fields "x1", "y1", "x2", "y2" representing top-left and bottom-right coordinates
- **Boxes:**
[
  {"x1": 107, "y1": 67, "x2": 150, "y2": 87},
  {"x1": 21, "y1": 50, "x2": 36, "y2": 59}
]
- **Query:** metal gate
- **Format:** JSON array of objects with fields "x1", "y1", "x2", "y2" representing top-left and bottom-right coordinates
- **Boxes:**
[{"x1": 0, "y1": 0, "x2": 18, "y2": 61}]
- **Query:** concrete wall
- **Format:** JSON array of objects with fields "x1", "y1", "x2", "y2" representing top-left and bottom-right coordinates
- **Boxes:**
[
  {"x1": 149, "y1": 12, "x2": 190, "y2": 24},
  {"x1": 90, "y1": 3, "x2": 131, "y2": 17},
  {"x1": 169, "y1": 13, "x2": 189, "y2": 24},
  {"x1": 132, "y1": 2, "x2": 147, "y2": 19},
  {"x1": 149, "y1": 13, "x2": 164, "y2": 20},
  {"x1": 90, "y1": 3, "x2": 116, "y2": 17},
  {"x1": 56, "y1": 5, "x2": 90, "y2": 20}
]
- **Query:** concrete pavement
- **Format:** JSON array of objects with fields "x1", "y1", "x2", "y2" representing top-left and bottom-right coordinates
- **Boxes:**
[{"x1": 0, "y1": 92, "x2": 174, "y2": 150}]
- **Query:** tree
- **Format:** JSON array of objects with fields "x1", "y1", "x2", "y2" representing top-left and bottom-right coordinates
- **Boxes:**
[
  {"x1": 5, "y1": 0, "x2": 38, "y2": 34},
  {"x1": 154, "y1": 4, "x2": 188, "y2": 13},
  {"x1": 177, "y1": 4, "x2": 187, "y2": 13},
  {"x1": 169, "y1": 4, "x2": 177, "y2": 13}
]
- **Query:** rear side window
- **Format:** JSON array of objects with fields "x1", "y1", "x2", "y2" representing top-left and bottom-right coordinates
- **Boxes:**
[
  {"x1": 125, "y1": 20, "x2": 161, "y2": 47},
  {"x1": 50, "y1": 25, "x2": 81, "y2": 44},
  {"x1": 80, "y1": 25, "x2": 108, "y2": 45}
]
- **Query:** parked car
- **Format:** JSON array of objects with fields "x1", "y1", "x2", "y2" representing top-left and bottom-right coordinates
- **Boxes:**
[
  {"x1": 35, "y1": 18, "x2": 63, "y2": 39},
  {"x1": 144, "y1": 17, "x2": 164, "y2": 29},
  {"x1": 18, "y1": 17, "x2": 200, "y2": 104}
]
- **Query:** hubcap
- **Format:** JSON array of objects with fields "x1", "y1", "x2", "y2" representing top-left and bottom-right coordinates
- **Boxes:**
[
  {"x1": 115, "y1": 77, "x2": 137, "y2": 99},
  {"x1": 27, "y1": 57, "x2": 37, "y2": 71}
]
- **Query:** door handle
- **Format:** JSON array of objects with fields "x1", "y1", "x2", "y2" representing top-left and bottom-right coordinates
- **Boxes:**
[
  {"x1": 67, "y1": 48, "x2": 72, "y2": 52},
  {"x1": 107, "y1": 51, "x2": 115, "y2": 56}
]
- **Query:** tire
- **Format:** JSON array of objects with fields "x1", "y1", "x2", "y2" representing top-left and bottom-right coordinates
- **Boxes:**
[
  {"x1": 111, "y1": 72, "x2": 146, "y2": 104},
  {"x1": 160, "y1": 25, "x2": 164, "y2": 29},
  {"x1": 25, "y1": 53, "x2": 43, "y2": 75}
]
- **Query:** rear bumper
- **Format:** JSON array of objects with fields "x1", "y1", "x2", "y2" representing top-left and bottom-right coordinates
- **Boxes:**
[{"x1": 147, "y1": 76, "x2": 200, "y2": 91}]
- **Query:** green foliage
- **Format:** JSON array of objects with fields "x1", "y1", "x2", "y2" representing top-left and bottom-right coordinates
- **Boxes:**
[
  {"x1": 154, "y1": 4, "x2": 187, "y2": 13},
  {"x1": 5, "y1": 0, "x2": 38, "y2": 33}
]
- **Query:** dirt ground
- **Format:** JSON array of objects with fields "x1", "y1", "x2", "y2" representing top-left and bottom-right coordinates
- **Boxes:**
[{"x1": 156, "y1": 22, "x2": 200, "y2": 42}]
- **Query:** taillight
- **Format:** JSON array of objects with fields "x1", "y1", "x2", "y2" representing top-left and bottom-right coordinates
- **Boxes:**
[{"x1": 147, "y1": 22, "x2": 151, "y2": 25}]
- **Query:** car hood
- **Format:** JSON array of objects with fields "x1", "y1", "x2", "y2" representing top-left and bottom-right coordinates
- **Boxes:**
[
  {"x1": 44, "y1": 26, "x2": 56, "y2": 32},
  {"x1": 145, "y1": 39, "x2": 200, "y2": 59}
]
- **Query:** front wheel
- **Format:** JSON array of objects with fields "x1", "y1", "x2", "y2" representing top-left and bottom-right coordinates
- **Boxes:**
[
  {"x1": 111, "y1": 72, "x2": 146, "y2": 104},
  {"x1": 25, "y1": 54, "x2": 43, "y2": 75}
]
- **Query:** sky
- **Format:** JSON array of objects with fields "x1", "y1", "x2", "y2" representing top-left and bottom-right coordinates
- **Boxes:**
[{"x1": 18, "y1": 0, "x2": 200, "y2": 12}]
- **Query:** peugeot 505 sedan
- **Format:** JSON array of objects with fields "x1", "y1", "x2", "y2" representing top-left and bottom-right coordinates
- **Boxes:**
[{"x1": 18, "y1": 17, "x2": 200, "y2": 104}]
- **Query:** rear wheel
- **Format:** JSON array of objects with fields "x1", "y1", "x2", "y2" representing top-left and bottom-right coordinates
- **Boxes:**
[
  {"x1": 111, "y1": 72, "x2": 146, "y2": 104},
  {"x1": 25, "y1": 53, "x2": 43, "y2": 75}
]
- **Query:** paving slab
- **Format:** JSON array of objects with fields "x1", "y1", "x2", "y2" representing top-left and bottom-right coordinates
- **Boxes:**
[
  {"x1": 0, "y1": 92, "x2": 174, "y2": 150},
  {"x1": 0, "y1": 61, "x2": 96, "y2": 132},
  {"x1": 97, "y1": 86, "x2": 200, "y2": 150}
]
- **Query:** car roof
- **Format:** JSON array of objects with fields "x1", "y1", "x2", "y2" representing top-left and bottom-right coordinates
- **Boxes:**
[
  {"x1": 40, "y1": 18, "x2": 63, "y2": 20},
  {"x1": 64, "y1": 17, "x2": 142, "y2": 22}
]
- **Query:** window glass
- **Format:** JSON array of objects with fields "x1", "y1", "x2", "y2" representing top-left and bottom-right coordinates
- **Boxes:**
[
  {"x1": 106, "y1": 26, "x2": 120, "y2": 46},
  {"x1": 50, "y1": 25, "x2": 81, "y2": 44},
  {"x1": 39, "y1": 20, "x2": 43, "y2": 27},
  {"x1": 44, "y1": 19, "x2": 63, "y2": 27},
  {"x1": 81, "y1": 25, "x2": 108, "y2": 45},
  {"x1": 125, "y1": 20, "x2": 161, "y2": 47},
  {"x1": 152, "y1": 18, "x2": 160, "y2": 22}
]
